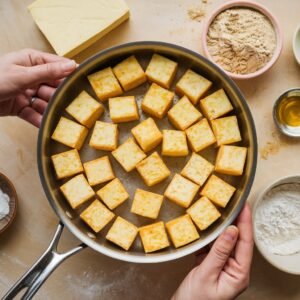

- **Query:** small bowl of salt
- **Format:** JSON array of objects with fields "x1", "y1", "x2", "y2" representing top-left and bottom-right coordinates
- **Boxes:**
[
  {"x1": 0, "y1": 173, "x2": 17, "y2": 234},
  {"x1": 253, "y1": 175, "x2": 300, "y2": 275}
]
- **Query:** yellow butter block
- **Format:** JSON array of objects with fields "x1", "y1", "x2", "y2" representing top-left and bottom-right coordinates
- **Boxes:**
[
  {"x1": 164, "y1": 174, "x2": 199, "y2": 208},
  {"x1": 80, "y1": 199, "x2": 115, "y2": 233},
  {"x1": 187, "y1": 197, "x2": 221, "y2": 230},
  {"x1": 175, "y1": 69, "x2": 212, "y2": 105},
  {"x1": 106, "y1": 216, "x2": 138, "y2": 251},
  {"x1": 199, "y1": 89, "x2": 233, "y2": 120},
  {"x1": 200, "y1": 175, "x2": 236, "y2": 208},
  {"x1": 145, "y1": 54, "x2": 178, "y2": 89},
  {"x1": 142, "y1": 83, "x2": 174, "y2": 119},
  {"x1": 51, "y1": 149, "x2": 83, "y2": 179},
  {"x1": 166, "y1": 214, "x2": 199, "y2": 248},
  {"x1": 89, "y1": 121, "x2": 118, "y2": 151},
  {"x1": 131, "y1": 118, "x2": 162, "y2": 152},
  {"x1": 185, "y1": 118, "x2": 216, "y2": 152},
  {"x1": 66, "y1": 91, "x2": 104, "y2": 128},
  {"x1": 83, "y1": 156, "x2": 115, "y2": 186},
  {"x1": 51, "y1": 117, "x2": 88, "y2": 150},
  {"x1": 168, "y1": 96, "x2": 202, "y2": 130},
  {"x1": 162, "y1": 130, "x2": 188, "y2": 157},
  {"x1": 131, "y1": 189, "x2": 164, "y2": 219},
  {"x1": 97, "y1": 178, "x2": 129, "y2": 210},
  {"x1": 60, "y1": 174, "x2": 95, "y2": 209},
  {"x1": 28, "y1": 0, "x2": 130, "y2": 58},
  {"x1": 136, "y1": 152, "x2": 170, "y2": 187},
  {"x1": 139, "y1": 221, "x2": 170, "y2": 253},
  {"x1": 181, "y1": 153, "x2": 214, "y2": 186},
  {"x1": 109, "y1": 96, "x2": 139, "y2": 123},
  {"x1": 215, "y1": 145, "x2": 247, "y2": 176},
  {"x1": 88, "y1": 67, "x2": 123, "y2": 102},
  {"x1": 113, "y1": 55, "x2": 147, "y2": 91},
  {"x1": 211, "y1": 116, "x2": 242, "y2": 146},
  {"x1": 112, "y1": 137, "x2": 146, "y2": 172}
]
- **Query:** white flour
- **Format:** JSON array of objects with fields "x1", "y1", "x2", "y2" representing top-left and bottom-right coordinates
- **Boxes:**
[
  {"x1": 255, "y1": 183, "x2": 300, "y2": 255},
  {"x1": 0, "y1": 188, "x2": 10, "y2": 220}
]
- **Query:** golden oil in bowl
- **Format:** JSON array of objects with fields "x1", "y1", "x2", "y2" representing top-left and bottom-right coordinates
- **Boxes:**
[{"x1": 274, "y1": 89, "x2": 300, "y2": 137}]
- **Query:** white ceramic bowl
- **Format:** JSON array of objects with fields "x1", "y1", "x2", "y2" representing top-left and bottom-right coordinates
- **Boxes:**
[
  {"x1": 293, "y1": 24, "x2": 300, "y2": 64},
  {"x1": 252, "y1": 175, "x2": 300, "y2": 275}
]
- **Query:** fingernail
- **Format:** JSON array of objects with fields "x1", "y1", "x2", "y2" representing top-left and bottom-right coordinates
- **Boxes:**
[
  {"x1": 61, "y1": 60, "x2": 76, "y2": 72},
  {"x1": 224, "y1": 225, "x2": 238, "y2": 241}
]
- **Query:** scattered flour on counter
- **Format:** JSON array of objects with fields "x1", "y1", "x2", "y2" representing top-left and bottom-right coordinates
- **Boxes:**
[
  {"x1": 255, "y1": 183, "x2": 300, "y2": 255},
  {"x1": 0, "y1": 188, "x2": 10, "y2": 220}
]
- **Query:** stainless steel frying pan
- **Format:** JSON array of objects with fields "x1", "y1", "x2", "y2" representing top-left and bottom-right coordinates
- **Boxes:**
[{"x1": 4, "y1": 41, "x2": 257, "y2": 299}]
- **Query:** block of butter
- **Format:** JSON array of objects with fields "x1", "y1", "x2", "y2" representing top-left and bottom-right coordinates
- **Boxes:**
[{"x1": 28, "y1": 0, "x2": 130, "y2": 57}]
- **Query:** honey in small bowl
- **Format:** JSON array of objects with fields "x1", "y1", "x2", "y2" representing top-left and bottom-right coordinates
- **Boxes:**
[{"x1": 274, "y1": 90, "x2": 300, "y2": 137}]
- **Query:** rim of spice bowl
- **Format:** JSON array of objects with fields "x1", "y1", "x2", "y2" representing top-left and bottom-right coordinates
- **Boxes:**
[
  {"x1": 201, "y1": 0, "x2": 283, "y2": 80},
  {"x1": 252, "y1": 175, "x2": 300, "y2": 275},
  {"x1": 0, "y1": 172, "x2": 18, "y2": 234}
]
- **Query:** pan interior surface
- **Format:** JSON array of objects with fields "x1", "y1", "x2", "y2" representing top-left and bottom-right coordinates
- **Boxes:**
[{"x1": 38, "y1": 42, "x2": 257, "y2": 263}]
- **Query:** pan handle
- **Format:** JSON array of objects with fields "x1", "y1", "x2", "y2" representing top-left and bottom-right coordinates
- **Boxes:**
[{"x1": 2, "y1": 222, "x2": 87, "y2": 300}]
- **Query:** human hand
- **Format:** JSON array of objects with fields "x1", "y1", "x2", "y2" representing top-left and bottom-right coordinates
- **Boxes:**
[
  {"x1": 0, "y1": 48, "x2": 76, "y2": 127},
  {"x1": 172, "y1": 203, "x2": 253, "y2": 300}
]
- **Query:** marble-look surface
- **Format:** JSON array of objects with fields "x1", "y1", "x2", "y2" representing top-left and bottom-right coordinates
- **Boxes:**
[{"x1": 0, "y1": 0, "x2": 300, "y2": 299}]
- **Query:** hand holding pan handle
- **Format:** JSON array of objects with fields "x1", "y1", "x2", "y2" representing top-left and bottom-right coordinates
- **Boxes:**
[{"x1": 2, "y1": 222, "x2": 86, "y2": 300}]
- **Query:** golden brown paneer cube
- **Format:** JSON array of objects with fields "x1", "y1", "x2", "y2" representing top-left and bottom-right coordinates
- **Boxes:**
[
  {"x1": 145, "y1": 54, "x2": 178, "y2": 88},
  {"x1": 80, "y1": 199, "x2": 115, "y2": 233},
  {"x1": 109, "y1": 96, "x2": 139, "y2": 123},
  {"x1": 141, "y1": 83, "x2": 174, "y2": 119},
  {"x1": 65, "y1": 90, "x2": 104, "y2": 128},
  {"x1": 166, "y1": 214, "x2": 199, "y2": 248},
  {"x1": 187, "y1": 197, "x2": 221, "y2": 230},
  {"x1": 211, "y1": 116, "x2": 242, "y2": 146},
  {"x1": 112, "y1": 137, "x2": 146, "y2": 172},
  {"x1": 215, "y1": 145, "x2": 247, "y2": 176},
  {"x1": 139, "y1": 221, "x2": 170, "y2": 253},
  {"x1": 185, "y1": 118, "x2": 216, "y2": 152},
  {"x1": 199, "y1": 89, "x2": 233, "y2": 120},
  {"x1": 60, "y1": 174, "x2": 95, "y2": 209},
  {"x1": 83, "y1": 156, "x2": 115, "y2": 186},
  {"x1": 181, "y1": 153, "x2": 214, "y2": 186},
  {"x1": 113, "y1": 55, "x2": 147, "y2": 91},
  {"x1": 131, "y1": 118, "x2": 162, "y2": 152},
  {"x1": 200, "y1": 175, "x2": 236, "y2": 208},
  {"x1": 175, "y1": 69, "x2": 212, "y2": 105},
  {"x1": 164, "y1": 174, "x2": 199, "y2": 208},
  {"x1": 51, "y1": 149, "x2": 83, "y2": 180},
  {"x1": 131, "y1": 189, "x2": 164, "y2": 219},
  {"x1": 162, "y1": 130, "x2": 188, "y2": 157},
  {"x1": 89, "y1": 121, "x2": 118, "y2": 151},
  {"x1": 51, "y1": 117, "x2": 88, "y2": 150},
  {"x1": 136, "y1": 152, "x2": 170, "y2": 187},
  {"x1": 106, "y1": 216, "x2": 138, "y2": 251},
  {"x1": 168, "y1": 96, "x2": 202, "y2": 130},
  {"x1": 88, "y1": 67, "x2": 123, "y2": 101},
  {"x1": 97, "y1": 178, "x2": 129, "y2": 210}
]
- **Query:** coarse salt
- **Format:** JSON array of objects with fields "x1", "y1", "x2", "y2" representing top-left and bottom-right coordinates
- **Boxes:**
[{"x1": 0, "y1": 188, "x2": 10, "y2": 220}]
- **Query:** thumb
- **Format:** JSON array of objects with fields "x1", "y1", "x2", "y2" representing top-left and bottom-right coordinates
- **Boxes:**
[
  {"x1": 200, "y1": 225, "x2": 239, "y2": 278},
  {"x1": 23, "y1": 60, "x2": 76, "y2": 86}
]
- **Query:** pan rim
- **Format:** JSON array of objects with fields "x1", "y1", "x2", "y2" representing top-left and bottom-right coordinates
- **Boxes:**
[{"x1": 37, "y1": 41, "x2": 257, "y2": 263}]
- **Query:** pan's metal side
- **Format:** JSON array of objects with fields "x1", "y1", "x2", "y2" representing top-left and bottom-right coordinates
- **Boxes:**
[{"x1": 37, "y1": 41, "x2": 257, "y2": 263}]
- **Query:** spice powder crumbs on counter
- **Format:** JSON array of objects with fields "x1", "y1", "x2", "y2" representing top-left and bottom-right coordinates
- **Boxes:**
[
  {"x1": 207, "y1": 8, "x2": 276, "y2": 74},
  {"x1": 0, "y1": 188, "x2": 10, "y2": 220}
]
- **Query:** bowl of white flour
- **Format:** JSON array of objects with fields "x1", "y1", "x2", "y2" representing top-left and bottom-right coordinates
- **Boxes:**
[{"x1": 253, "y1": 176, "x2": 300, "y2": 275}]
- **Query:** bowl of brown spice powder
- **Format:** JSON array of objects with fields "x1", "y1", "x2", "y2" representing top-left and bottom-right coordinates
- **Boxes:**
[{"x1": 201, "y1": 0, "x2": 283, "y2": 80}]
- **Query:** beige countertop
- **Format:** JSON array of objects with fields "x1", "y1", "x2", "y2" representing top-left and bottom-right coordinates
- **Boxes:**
[{"x1": 0, "y1": 0, "x2": 300, "y2": 299}]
